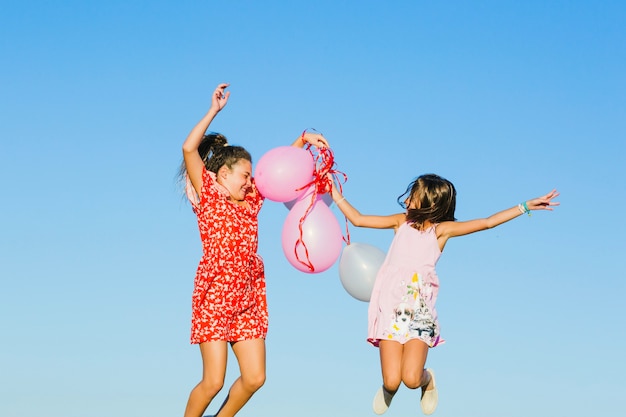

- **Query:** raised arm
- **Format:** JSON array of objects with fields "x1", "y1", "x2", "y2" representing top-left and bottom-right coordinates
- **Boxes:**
[
  {"x1": 437, "y1": 189, "x2": 560, "y2": 244},
  {"x1": 330, "y1": 180, "x2": 405, "y2": 230},
  {"x1": 182, "y1": 83, "x2": 230, "y2": 197}
]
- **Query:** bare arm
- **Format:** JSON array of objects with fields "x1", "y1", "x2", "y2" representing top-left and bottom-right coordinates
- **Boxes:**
[
  {"x1": 182, "y1": 83, "x2": 230, "y2": 197},
  {"x1": 437, "y1": 189, "x2": 560, "y2": 246},
  {"x1": 330, "y1": 180, "x2": 405, "y2": 229}
]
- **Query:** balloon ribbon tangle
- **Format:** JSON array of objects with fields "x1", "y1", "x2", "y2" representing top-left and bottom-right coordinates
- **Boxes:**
[{"x1": 293, "y1": 129, "x2": 349, "y2": 272}]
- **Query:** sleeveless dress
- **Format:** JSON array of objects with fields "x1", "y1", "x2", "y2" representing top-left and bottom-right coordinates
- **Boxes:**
[
  {"x1": 186, "y1": 167, "x2": 267, "y2": 344},
  {"x1": 367, "y1": 222, "x2": 443, "y2": 348}
]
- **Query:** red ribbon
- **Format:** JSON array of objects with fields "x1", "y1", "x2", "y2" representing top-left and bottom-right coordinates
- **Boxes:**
[{"x1": 292, "y1": 129, "x2": 350, "y2": 272}]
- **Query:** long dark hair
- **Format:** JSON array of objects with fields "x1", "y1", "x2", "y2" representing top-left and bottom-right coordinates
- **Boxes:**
[
  {"x1": 178, "y1": 132, "x2": 252, "y2": 183},
  {"x1": 397, "y1": 174, "x2": 457, "y2": 229}
]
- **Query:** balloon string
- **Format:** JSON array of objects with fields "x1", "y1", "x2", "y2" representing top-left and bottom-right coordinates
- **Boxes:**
[
  {"x1": 294, "y1": 190, "x2": 316, "y2": 272},
  {"x1": 328, "y1": 169, "x2": 351, "y2": 246},
  {"x1": 292, "y1": 129, "x2": 350, "y2": 271}
]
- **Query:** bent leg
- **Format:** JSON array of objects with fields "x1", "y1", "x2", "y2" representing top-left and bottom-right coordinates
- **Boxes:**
[
  {"x1": 184, "y1": 341, "x2": 228, "y2": 417},
  {"x1": 214, "y1": 338, "x2": 266, "y2": 417},
  {"x1": 373, "y1": 340, "x2": 405, "y2": 413},
  {"x1": 400, "y1": 339, "x2": 430, "y2": 389},
  {"x1": 401, "y1": 340, "x2": 437, "y2": 414},
  {"x1": 379, "y1": 340, "x2": 404, "y2": 392}
]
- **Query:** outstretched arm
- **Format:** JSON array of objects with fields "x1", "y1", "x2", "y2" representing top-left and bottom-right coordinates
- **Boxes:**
[
  {"x1": 182, "y1": 83, "x2": 230, "y2": 197},
  {"x1": 437, "y1": 189, "x2": 560, "y2": 243},
  {"x1": 330, "y1": 180, "x2": 405, "y2": 229}
]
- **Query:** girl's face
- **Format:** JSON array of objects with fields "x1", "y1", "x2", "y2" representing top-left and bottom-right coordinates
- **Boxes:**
[{"x1": 219, "y1": 159, "x2": 253, "y2": 201}]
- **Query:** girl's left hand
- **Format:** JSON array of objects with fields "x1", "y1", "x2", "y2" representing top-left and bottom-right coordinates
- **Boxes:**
[
  {"x1": 527, "y1": 189, "x2": 560, "y2": 211},
  {"x1": 211, "y1": 83, "x2": 230, "y2": 112},
  {"x1": 302, "y1": 132, "x2": 329, "y2": 148}
]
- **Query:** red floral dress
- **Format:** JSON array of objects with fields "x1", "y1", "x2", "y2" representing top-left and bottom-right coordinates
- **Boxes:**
[{"x1": 186, "y1": 167, "x2": 267, "y2": 344}]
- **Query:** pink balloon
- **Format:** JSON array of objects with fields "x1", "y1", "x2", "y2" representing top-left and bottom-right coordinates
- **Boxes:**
[
  {"x1": 254, "y1": 146, "x2": 315, "y2": 202},
  {"x1": 281, "y1": 195, "x2": 343, "y2": 273},
  {"x1": 283, "y1": 185, "x2": 333, "y2": 210}
]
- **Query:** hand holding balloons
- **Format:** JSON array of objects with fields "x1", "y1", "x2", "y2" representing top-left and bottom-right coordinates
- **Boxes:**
[{"x1": 256, "y1": 135, "x2": 344, "y2": 274}]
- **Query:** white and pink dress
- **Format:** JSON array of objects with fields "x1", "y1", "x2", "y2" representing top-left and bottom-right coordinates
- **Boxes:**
[{"x1": 368, "y1": 222, "x2": 443, "y2": 348}]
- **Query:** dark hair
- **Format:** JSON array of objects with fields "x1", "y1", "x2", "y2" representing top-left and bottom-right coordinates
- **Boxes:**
[
  {"x1": 397, "y1": 174, "x2": 457, "y2": 229},
  {"x1": 178, "y1": 132, "x2": 252, "y2": 182}
]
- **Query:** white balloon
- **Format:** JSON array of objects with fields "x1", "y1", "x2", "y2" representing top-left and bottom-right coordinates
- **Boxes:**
[{"x1": 338, "y1": 242, "x2": 386, "y2": 302}]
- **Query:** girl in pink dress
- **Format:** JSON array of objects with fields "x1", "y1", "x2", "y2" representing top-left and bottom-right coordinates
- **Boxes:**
[
  {"x1": 180, "y1": 83, "x2": 327, "y2": 417},
  {"x1": 331, "y1": 174, "x2": 559, "y2": 415}
]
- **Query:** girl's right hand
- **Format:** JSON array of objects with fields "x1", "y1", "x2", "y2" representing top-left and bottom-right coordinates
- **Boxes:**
[
  {"x1": 211, "y1": 83, "x2": 230, "y2": 113},
  {"x1": 302, "y1": 132, "x2": 329, "y2": 148}
]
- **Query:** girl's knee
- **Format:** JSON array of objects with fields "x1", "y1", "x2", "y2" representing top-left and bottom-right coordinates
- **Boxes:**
[
  {"x1": 402, "y1": 369, "x2": 427, "y2": 390},
  {"x1": 381, "y1": 375, "x2": 401, "y2": 392},
  {"x1": 242, "y1": 371, "x2": 266, "y2": 392},
  {"x1": 402, "y1": 376, "x2": 421, "y2": 390},
  {"x1": 198, "y1": 378, "x2": 224, "y2": 398}
]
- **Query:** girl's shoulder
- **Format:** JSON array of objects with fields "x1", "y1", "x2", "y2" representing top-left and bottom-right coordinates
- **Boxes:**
[
  {"x1": 393, "y1": 213, "x2": 408, "y2": 226},
  {"x1": 434, "y1": 220, "x2": 453, "y2": 237},
  {"x1": 191, "y1": 167, "x2": 231, "y2": 211}
]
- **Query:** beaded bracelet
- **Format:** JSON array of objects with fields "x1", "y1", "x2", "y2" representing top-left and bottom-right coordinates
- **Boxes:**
[{"x1": 518, "y1": 201, "x2": 531, "y2": 216}]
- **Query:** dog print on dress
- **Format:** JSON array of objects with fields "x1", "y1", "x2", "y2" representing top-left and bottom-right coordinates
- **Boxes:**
[{"x1": 385, "y1": 273, "x2": 439, "y2": 346}]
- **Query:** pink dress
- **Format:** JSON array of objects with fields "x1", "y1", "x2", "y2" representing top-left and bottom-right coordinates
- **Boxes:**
[{"x1": 367, "y1": 222, "x2": 443, "y2": 348}]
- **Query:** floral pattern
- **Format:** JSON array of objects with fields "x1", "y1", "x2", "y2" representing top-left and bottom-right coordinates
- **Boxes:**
[{"x1": 187, "y1": 167, "x2": 267, "y2": 344}]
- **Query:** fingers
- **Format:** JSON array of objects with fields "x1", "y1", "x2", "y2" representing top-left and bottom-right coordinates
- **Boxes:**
[
  {"x1": 312, "y1": 133, "x2": 329, "y2": 147},
  {"x1": 543, "y1": 189, "x2": 559, "y2": 199},
  {"x1": 302, "y1": 132, "x2": 329, "y2": 148},
  {"x1": 544, "y1": 189, "x2": 560, "y2": 206},
  {"x1": 214, "y1": 83, "x2": 230, "y2": 100},
  {"x1": 531, "y1": 189, "x2": 560, "y2": 211},
  {"x1": 210, "y1": 84, "x2": 230, "y2": 111}
]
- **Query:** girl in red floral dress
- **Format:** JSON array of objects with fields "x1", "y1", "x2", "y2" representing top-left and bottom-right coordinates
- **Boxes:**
[{"x1": 180, "y1": 83, "x2": 327, "y2": 417}]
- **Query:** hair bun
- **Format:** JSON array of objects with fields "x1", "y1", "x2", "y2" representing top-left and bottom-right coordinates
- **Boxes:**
[
  {"x1": 211, "y1": 133, "x2": 228, "y2": 148},
  {"x1": 198, "y1": 133, "x2": 229, "y2": 161}
]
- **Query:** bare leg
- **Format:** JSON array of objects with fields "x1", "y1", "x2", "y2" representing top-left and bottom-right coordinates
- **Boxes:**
[
  {"x1": 214, "y1": 338, "x2": 266, "y2": 417},
  {"x1": 378, "y1": 340, "x2": 404, "y2": 393},
  {"x1": 400, "y1": 339, "x2": 431, "y2": 390},
  {"x1": 401, "y1": 339, "x2": 438, "y2": 415},
  {"x1": 184, "y1": 341, "x2": 228, "y2": 417}
]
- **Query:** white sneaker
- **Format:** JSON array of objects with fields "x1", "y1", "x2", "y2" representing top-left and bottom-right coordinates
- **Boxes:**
[
  {"x1": 373, "y1": 386, "x2": 394, "y2": 415},
  {"x1": 420, "y1": 368, "x2": 438, "y2": 415}
]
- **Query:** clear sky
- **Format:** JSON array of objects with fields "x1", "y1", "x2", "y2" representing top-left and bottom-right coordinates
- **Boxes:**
[{"x1": 1, "y1": 1, "x2": 625, "y2": 416}]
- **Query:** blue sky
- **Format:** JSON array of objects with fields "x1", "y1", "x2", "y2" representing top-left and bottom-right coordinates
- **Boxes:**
[{"x1": 1, "y1": 1, "x2": 625, "y2": 416}]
